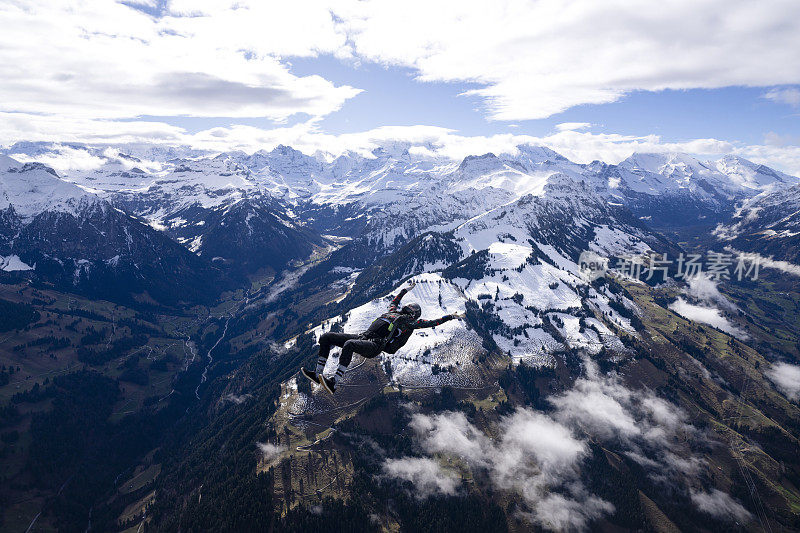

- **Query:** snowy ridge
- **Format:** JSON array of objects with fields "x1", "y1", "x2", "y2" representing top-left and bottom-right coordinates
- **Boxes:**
[
  {"x1": 713, "y1": 183, "x2": 800, "y2": 264},
  {"x1": 5, "y1": 142, "x2": 797, "y2": 250},
  {"x1": 716, "y1": 183, "x2": 800, "y2": 241},
  {"x1": 309, "y1": 175, "x2": 651, "y2": 382},
  {"x1": 0, "y1": 155, "x2": 101, "y2": 219},
  {"x1": 313, "y1": 273, "x2": 483, "y2": 388}
]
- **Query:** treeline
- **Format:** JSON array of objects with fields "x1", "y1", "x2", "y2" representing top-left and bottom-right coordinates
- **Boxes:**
[
  {"x1": 77, "y1": 334, "x2": 148, "y2": 365},
  {"x1": 9, "y1": 367, "x2": 199, "y2": 531},
  {"x1": 0, "y1": 365, "x2": 21, "y2": 387},
  {"x1": 0, "y1": 298, "x2": 39, "y2": 332},
  {"x1": 26, "y1": 371, "x2": 120, "y2": 486},
  {"x1": 12, "y1": 335, "x2": 70, "y2": 352}
]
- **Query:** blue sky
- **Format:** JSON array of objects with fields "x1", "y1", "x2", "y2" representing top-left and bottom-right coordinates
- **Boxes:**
[{"x1": 156, "y1": 54, "x2": 799, "y2": 148}]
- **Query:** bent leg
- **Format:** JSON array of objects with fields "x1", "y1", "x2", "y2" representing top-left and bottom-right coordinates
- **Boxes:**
[
  {"x1": 336, "y1": 339, "x2": 381, "y2": 382},
  {"x1": 316, "y1": 332, "x2": 359, "y2": 374}
]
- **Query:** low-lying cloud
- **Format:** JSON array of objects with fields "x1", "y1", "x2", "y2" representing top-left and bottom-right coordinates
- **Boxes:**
[
  {"x1": 400, "y1": 408, "x2": 609, "y2": 531},
  {"x1": 383, "y1": 360, "x2": 732, "y2": 530},
  {"x1": 669, "y1": 298, "x2": 748, "y2": 339},
  {"x1": 726, "y1": 250, "x2": 800, "y2": 278},
  {"x1": 382, "y1": 457, "x2": 459, "y2": 498},
  {"x1": 256, "y1": 442, "x2": 285, "y2": 461},
  {"x1": 766, "y1": 362, "x2": 800, "y2": 401},
  {"x1": 685, "y1": 275, "x2": 737, "y2": 311},
  {"x1": 691, "y1": 489, "x2": 752, "y2": 523},
  {"x1": 224, "y1": 393, "x2": 253, "y2": 405}
]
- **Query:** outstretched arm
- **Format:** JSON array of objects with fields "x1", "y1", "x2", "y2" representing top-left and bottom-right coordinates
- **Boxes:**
[
  {"x1": 414, "y1": 312, "x2": 465, "y2": 329},
  {"x1": 388, "y1": 281, "x2": 416, "y2": 311}
]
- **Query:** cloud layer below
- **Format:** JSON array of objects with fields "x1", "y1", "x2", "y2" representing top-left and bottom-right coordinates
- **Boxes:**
[
  {"x1": 383, "y1": 360, "x2": 750, "y2": 530},
  {"x1": 766, "y1": 362, "x2": 800, "y2": 401}
]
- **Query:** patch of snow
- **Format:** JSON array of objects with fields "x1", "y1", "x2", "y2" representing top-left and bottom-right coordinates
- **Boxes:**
[{"x1": 0, "y1": 255, "x2": 34, "y2": 271}]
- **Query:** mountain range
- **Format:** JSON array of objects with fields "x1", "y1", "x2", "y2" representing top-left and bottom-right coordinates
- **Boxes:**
[
  {"x1": 2, "y1": 141, "x2": 800, "y2": 532},
  {"x1": 2, "y1": 141, "x2": 796, "y2": 299}
]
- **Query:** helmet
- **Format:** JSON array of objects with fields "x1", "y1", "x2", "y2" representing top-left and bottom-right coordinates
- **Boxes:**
[{"x1": 401, "y1": 302, "x2": 422, "y2": 319}]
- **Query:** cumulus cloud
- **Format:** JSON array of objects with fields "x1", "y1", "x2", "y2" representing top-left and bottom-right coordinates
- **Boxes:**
[
  {"x1": 386, "y1": 360, "x2": 710, "y2": 530},
  {"x1": 550, "y1": 362, "x2": 701, "y2": 462},
  {"x1": 724, "y1": 250, "x2": 800, "y2": 278},
  {"x1": 684, "y1": 275, "x2": 737, "y2": 311},
  {"x1": 399, "y1": 408, "x2": 609, "y2": 530},
  {"x1": 256, "y1": 442, "x2": 285, "y2": 461},
  {"x1": 2, "y1": 0, "x2": 800, "y2": 177},
  {"x1": 409, "y1": 411, "x2": 491, "y2": 464},
  {"x1": 534, "y1": 493, "x2": 615, "y2": 532},
  {"x1": 691, "y1": 489, "x2": 752, "y2": 523},
  {"x1": 382, "y1": 457, "x2": 459, "y2": 497},
  {"x1": 669, "y1": 298, "x2": 748, "y2": 338},
  {"x1": 551, "y1": 372, "x2": 640, "y2": 441},
  {"x1": 766, "y1": 362, "x2": 800, "y2": 400}
]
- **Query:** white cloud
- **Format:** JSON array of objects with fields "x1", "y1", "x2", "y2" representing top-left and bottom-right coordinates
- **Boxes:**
[
  {"x1": 256, "y1": 442, "x2": 285, "y2": 461},
  {"x1": 4, "y1": 0, "x2": 800, "y2": 130},
  {"x1": 382, "y1": 457, "x2": 459, "y2": 497},
  {"x1": 555, "y1": 123, "x2": 592, "y2": 132},
  {"x1": 498, "y1": 409, "x2": 587, "y2": 476},
  {"x1": 684, "y1": 275, "x2": 736, "y2": 311},
  {"x1": 9, "y1": 145, "x2": 106, "y2": 173},
  {"x1": 402, "y1": 408, "x2": 609, "y2": 530},
  {"x1": 224, "y1": 393, "x2": 253, "y2": 405},
  {"x1": 335, "y1": 0, "x2": 800, "y2": 120},
  {"x1": 410, "y1": 411, "x2": 490, "y2": 465},
  {"x1": 551, "y1": 371, "x2": 640, "y2": 440},
  {"x1": 669, "y1": 298, "x2": 748, "y2": 338},
  {"x1": 725, "y1": 250, "x2": 800, "y2": 278},
  {"x1": 734, "y1": 143, "x2": 800, "y2": 177},
  {"x1": 763, "y1": 87, "x2": 800, "y2": 107},
  {"x1": 391, "y1": 361, "x2": 708, "y2": 530},
  {"x1": 691, "y1": 489, "x2": 752, "y2": 523},
  {"x1": 534, "y1": 493, "x2": 615, "y2": 532},
  {"x1": 766, "y1": 362, "x2": 800, "y2": 401},
  {"x1": 0, "y1": 0, "x2": 359, "y2": 121}
]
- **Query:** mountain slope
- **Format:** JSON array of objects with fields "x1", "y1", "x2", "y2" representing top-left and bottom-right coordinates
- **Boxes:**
[
  {"x1": 594, "y1": 152, "x2": 800, "y2": 227},
  {"x1": 714, "y1": 183, "x2": 800, "y2": 263},
  {"x1": 0, "y1": 156, "x2": 228, "y2": 305},
  {"x1": 138, "y1": 179, "x2": 800, "y2": 531}
]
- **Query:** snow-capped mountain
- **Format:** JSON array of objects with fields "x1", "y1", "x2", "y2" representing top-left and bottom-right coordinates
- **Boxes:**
[
  {"x1": 0, "y1": 155, "x2": 227, "y2": 305},
  {"x1": 311, "y1": 173, "x2": 675, "y2": 381},
  {"x1": 3, "y1": 141, "x2": 797, "y2": 281},
  {"x1": 0, "y1": 154, "x2": 100, "y2": 219},
  {"x1": 175, "y1": 196, "x2": 324, "y2": 274},
  {"x1": 26, "y1": 148, "x2": 327, "y2": 274},
  {"x1": 5, "y1": 141, "x2": 800, "y2": 531},
  {"x1": 715, "y1": 183, "x2": 800, "y2": 263},
  {"x1": 591, "y1": 152, "x2": 800, "y2": 226}
]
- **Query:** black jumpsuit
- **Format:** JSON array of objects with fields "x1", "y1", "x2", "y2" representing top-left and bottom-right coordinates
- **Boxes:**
[{"x1": 316, "y1": 287, "x2": 456, "y2": 368}]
